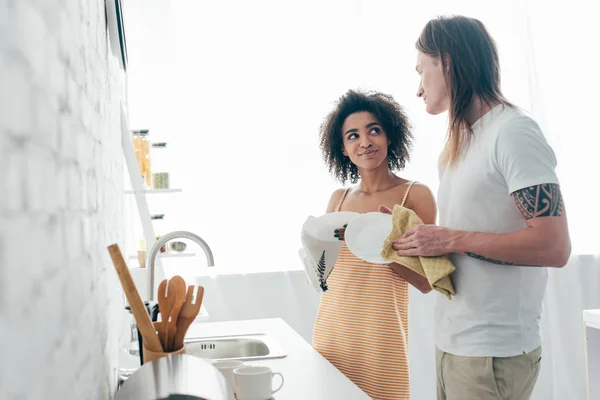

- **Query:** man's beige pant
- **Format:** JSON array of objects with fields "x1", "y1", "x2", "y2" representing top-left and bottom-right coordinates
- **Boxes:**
[{"x1": 436, "y1": 346, "x2": 542, "y2": 400}]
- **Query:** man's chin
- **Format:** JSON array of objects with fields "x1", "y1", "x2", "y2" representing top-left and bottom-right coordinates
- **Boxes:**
[{"x1": 426, "y1": 105, "x2": 446, "y2": 115}]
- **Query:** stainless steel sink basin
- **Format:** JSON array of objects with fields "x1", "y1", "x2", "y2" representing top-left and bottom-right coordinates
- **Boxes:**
[{"x1": 184, "y1": 333, "x2": 287, "y2": 361}]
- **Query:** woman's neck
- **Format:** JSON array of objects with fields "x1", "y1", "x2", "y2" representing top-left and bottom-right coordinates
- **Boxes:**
[{"x1": 357, "y1": 166, "x2": 403, "y2": 194}]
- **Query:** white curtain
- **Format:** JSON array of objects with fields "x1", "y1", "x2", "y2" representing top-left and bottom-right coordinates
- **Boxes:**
[{"x1": 126, "y1": 0, "x2": 600, "y2": 398}]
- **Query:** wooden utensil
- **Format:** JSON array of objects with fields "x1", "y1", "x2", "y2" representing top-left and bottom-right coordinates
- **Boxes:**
[
  {"x1": 157, "y1": 279, "x2": 177, "y2": 351},
  {"x1": 172, "y1": 285, "x2": 204, "y2": 351},
  {"x1": 168, "y1": 275, "x2": 187, "y2": 351},
  {"x1": 107, "y1": 244, "x2": 163, "y2": 353},
  {"x1": 143, "y1": 322, "x2": 187, "y2": 364}
]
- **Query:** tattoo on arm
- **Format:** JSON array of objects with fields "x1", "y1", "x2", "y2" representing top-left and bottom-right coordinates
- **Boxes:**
[
  {"x1": 465, "y1": 252, "x2": 540, "y2": 266},
  {"x1": 511, "y1": 183, "x2": 564, "y2": 220},
  {"x1": 465, "y1": 252, "x2": 515, "y2": 265},
  {"x1": 463, "y1": 185, "x2": 561, "y2": 265}
]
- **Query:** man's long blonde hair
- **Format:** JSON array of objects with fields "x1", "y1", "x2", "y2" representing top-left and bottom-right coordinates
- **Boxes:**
[{"x1": 416, "y1": 15, "x2": 513, "y2": 167}]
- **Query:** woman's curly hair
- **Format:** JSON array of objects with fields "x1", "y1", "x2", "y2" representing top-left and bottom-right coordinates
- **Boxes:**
[{"x1": 319, "y1": 89, "x2": 414, "y2": 184}]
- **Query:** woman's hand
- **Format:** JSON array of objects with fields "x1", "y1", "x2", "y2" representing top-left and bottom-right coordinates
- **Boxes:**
[
  {"x1": 379, "y1": 205, "x2": 392, "y2": 215},
  {"x1": 336, "y1": 206, "x2": 391, "y2": 240},
  {"x1": 334, "y1": 224, "x2": 347, "y2": 241}
]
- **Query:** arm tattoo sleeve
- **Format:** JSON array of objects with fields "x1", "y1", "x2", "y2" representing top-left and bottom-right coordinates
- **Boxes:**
[
  {"x1": 462, "y1": 184, "x2": 561, "y2": 266},
  {"x1": 511, "y1": 183, "x2": 564, "y2": 220}
]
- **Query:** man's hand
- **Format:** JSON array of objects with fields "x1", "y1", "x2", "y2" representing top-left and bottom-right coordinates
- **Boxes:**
[
  {"x1": 392, "y1": 225, "x2": 463, "y2": 257},
  {"x1": 379, "y1": 205, "x2": 460, "y2": 257}
]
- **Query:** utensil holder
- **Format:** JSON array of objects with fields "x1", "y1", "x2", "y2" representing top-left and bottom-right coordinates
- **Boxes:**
[
  {"x1": 127, "y1": 300, "x2": 159, "y2": 365},
  {"x1": 142, "y1": 321, "x2": 186, "y2": 364}
]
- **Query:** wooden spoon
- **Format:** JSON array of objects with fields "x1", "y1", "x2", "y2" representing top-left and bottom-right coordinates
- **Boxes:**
[
  {"x1": 108, "y1": 244, "x2": 163, "y2": 353},
  {"x1": 157, "y1": 279, "x2": 177, "y2": 351},
  {"x1": 168, "y1": 275, "x2": 187, "y2": 351},
  {"x1": 172, "y1": 285, "x2": 204, "y2": 351}
]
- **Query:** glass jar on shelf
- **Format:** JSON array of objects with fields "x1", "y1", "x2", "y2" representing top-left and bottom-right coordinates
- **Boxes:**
[
  {"x1": 151, "y1": 142, "x2": 170, "y2": 189},
  {"x1": 131, "y1": 129, "x2": 151, "y2": 188}
]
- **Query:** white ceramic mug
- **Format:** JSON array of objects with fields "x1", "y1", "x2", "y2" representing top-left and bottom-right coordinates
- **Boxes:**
[
  {"x1": 212, "y1": 360, "x2": 245, "y2": 400},
  {"x1": 233, "y1": 366, "x2": 284, "y2": 400}
]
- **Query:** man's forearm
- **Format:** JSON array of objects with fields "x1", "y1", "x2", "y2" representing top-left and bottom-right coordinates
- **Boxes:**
[{"x1": 449, "y1": 225, "x2": 569, "y2": 267}]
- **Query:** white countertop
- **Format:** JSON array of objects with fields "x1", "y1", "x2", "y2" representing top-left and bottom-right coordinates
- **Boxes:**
[
  {"x1": 186, "y1": 318, "x2": 370, "y2": 400},
  {"x1": 583, "y1": 309, "x2": 600, "y2": 329}
]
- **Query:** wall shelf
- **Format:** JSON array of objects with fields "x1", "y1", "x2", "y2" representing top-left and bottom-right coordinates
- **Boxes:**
[
  {"x1": 128, "y1": 253, "x2": 196, "y2": 260},
  {"x1": 125, "y1": 188, "x2": 182, "y2": 194}
]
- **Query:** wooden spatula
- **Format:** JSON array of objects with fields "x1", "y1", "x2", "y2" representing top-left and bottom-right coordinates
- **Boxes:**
[
  {"x1": 172, "y1": 285, "x2": 204, "y2": 351},
  {"x1": 107, "y1": 244, "x2": 163, "y2": 353},
  {"x1": 167, "y1": 275, "x2": 187, "y2": 351},
  {"x1": 157, "y1": 279, "x2": 177, "y2": 351}
]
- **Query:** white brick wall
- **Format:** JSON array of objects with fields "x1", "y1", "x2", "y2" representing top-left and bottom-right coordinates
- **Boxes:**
[{"x1": 0, "y1": 1, "x2": 127, "y2": 398}]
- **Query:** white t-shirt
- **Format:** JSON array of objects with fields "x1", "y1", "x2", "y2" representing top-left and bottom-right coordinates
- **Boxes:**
[{"x1": 435, "y1": 104, "x2": 559, "y2": 357}]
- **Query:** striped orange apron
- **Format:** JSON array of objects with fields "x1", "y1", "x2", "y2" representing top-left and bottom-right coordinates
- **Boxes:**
[{"x1": 313, "y1": 185, "x2": 413, "y2": 399}]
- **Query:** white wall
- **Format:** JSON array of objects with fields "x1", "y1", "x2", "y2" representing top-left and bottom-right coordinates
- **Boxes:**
[{"x1": 0, "y1": 1, "x2": 127, "y2": 398}]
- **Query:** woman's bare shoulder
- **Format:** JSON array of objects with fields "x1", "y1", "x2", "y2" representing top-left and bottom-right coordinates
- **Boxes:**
[
  {"x1": 403, "y1": 182, "x2": 437, "y2": 224},
  {"x1": 407, "y1": 182, "x2": 435, "y2": 199},
  {"x1": 326, "y1": 188, "x2": 349, "y2": 213}
]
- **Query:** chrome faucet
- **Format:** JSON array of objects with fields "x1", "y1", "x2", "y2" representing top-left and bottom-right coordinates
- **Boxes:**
[{"x1": 147, "y1": 231, "x2": 215, "y2": 300}]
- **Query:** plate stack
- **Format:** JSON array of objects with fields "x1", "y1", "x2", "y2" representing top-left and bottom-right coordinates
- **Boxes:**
[{"x1": 299, "y1": 212, "x2": 359, "y2": 292}]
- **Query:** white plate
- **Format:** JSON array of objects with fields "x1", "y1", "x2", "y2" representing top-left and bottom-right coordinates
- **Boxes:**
[
  {"x1": 300, "y1": 212, "x2": 359, "y2": 292},
  {"x1": 298, "y1": 248, "x2": 321, "y2": 292},
  {"x1": 345, "y1": 212, "x2": 393, "y2": 264},
  {"x1": 300, "y1": 226, "x2": 344, "y2": 292},
  {"x1": 306, "y1": 211, "x2": 360, "y2": 242}
]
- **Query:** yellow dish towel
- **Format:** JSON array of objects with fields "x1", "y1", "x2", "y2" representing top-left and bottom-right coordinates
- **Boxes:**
[{"x1": 380, "y1": 205, "x2": 456, "y2": 299}]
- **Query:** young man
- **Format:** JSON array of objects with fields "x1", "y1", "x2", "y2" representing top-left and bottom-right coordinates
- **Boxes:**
[{"x1": 393, "y1": 15, "x2": 571, "y2": 400}]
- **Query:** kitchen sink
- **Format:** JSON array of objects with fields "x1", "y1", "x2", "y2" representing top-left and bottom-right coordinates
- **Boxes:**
[{"x1": 184, "y1": 333, "x2": 287, "y2": 361}]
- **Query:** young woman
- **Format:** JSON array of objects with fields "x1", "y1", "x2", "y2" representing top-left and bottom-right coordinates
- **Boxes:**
[{"x1": 312, "y1": 89, "x2": 436, "y2": 399}]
